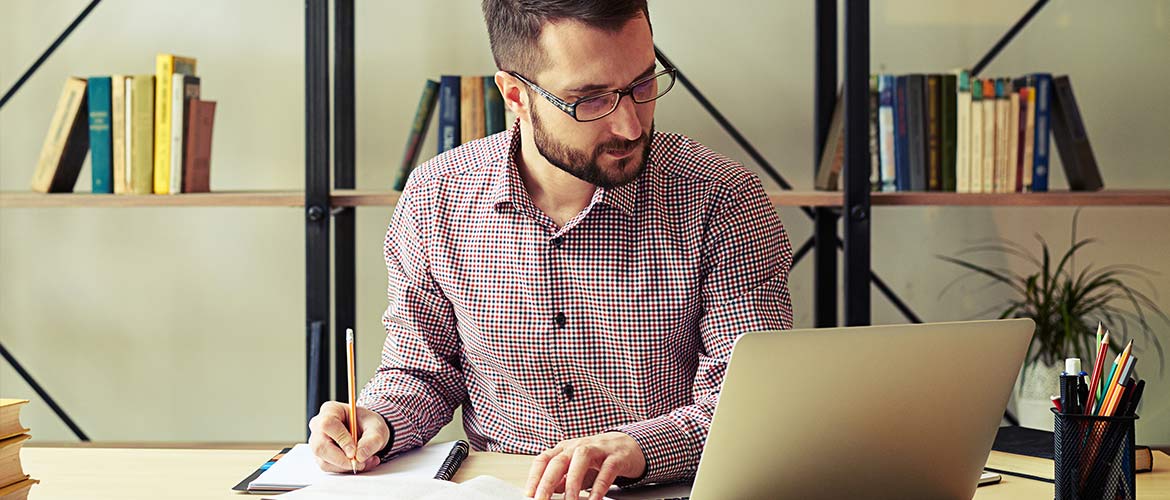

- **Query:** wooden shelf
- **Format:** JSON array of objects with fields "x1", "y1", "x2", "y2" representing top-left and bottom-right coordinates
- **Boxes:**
[
  {"x1": 5, "y1": 189, "x2": 1168, "y2": 209},
  {"x1": 0, "y1": 191, "x2": 306, "y2": 208}
]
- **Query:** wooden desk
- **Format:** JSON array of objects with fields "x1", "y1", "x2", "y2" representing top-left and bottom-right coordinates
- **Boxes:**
[{"x1": 19, "y1": 446, "x2": 1170, "y2": 499}]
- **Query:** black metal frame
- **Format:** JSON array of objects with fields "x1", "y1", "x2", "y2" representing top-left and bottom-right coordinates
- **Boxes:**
[{"x1": 305, "y1": 0, "x2": 331, "y2": 432}]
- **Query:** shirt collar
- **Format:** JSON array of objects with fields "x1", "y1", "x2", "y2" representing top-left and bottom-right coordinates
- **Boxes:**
[{"x1": 488, "y1": 119, "x2": 646, "y2": 217}]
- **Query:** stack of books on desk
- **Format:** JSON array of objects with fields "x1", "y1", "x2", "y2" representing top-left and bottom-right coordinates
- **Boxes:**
[{"x1": 0, "y1": 400, "x2": 36, "y2": 500}]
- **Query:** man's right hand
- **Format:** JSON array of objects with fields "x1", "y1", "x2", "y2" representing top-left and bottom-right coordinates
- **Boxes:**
[{"x1": 308, "y1": 401, "x2": 391, "y2": 473}]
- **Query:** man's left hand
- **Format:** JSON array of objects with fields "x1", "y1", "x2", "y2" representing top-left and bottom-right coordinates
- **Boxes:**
[{"x1": 525, "y1": 431, "x2": 646, "y2": 500}]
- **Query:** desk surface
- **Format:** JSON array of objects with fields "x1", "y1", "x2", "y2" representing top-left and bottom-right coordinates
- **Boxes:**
[{"x1": 19, "y1": 446, "x2": 1170, "y2": 499}]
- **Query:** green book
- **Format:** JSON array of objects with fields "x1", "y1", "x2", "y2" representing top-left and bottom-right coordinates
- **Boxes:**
[{"x1": 393, "y1": 79, "x2": 440, "y2": 191}]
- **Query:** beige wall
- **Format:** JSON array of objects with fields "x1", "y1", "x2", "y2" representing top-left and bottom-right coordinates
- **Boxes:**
[{"x1": 2, "y1": 0, "x2": 1168, "y2": 446}]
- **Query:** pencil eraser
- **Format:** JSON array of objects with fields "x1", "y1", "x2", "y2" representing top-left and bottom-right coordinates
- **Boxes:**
[{"x1": 1065, "y1": 358, "x2": 1081, "y2": 375}]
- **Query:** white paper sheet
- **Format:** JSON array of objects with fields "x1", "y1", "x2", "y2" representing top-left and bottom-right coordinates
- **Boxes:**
[
  {"x1": 274, "y1": 474, "x2": 526, "y2": 500},
  {"x1": 250, "y1": 441, "x2": 462, "y2": 492}
]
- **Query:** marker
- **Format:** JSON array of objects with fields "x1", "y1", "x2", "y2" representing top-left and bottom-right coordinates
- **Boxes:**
[{"x1": 1060, "y1": 358, "x2": 1082, "y2": 414}]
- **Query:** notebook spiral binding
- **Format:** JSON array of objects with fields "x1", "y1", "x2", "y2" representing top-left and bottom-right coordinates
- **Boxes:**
[{"x1": 434, "y1": 440, "x2": 471, "y2": 481}]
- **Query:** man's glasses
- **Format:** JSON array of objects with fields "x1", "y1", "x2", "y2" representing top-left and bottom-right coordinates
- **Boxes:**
[{"x1": 509, "y1": 66, "x2": 677, "y2": 122}]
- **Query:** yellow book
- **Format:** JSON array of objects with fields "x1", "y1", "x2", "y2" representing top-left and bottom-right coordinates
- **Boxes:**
[
  {"x1": 460, "y1": 76, "x2": 486, "y2": 144},
  {"x1": 0, "y1": 400, "x2": 29, "y2": 442},
  {"x1": 31, "y1": 78, "x2": 89, "y2": 193},
  {"x1": 153, "y1": 54, "x2": 197, "y2": 194},
  {"x1": 0, "y1": 434, "x2": 31, "y2": 489},
  {"x1": 111, "y1": 75, "x2": 128, "y2": 194},
  {"x1": 130, "y1": 75, "x2": 156, "y2": 194}
]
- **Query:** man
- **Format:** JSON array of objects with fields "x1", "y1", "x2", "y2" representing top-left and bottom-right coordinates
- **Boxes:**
[{"x1": 309, "y1": 1, "x2": 793, "y2": 499}]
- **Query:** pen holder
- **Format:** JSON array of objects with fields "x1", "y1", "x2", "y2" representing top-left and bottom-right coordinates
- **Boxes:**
[{"x1": 1052, "y1": 408, "x2": 1138, "y2": 500}]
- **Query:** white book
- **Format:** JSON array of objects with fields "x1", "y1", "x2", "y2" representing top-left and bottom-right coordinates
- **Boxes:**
[
  {"x1": 169, "y1": 72, "x2": 185, "y2": 195},
  {"x1": 981, "y1": 89, "x2": 996, "y2": 194},
  {"x1": 969, "y1": 82, "x2": 984, "y2": 193},
  {"x1": 955, "y1": 72, "x2": 971, "y2": 193},
  {"x1": 125, "y1": 77, "x2": 134, "y2": 191},
  {"x1": 878, "y1": 76, "x2": 896, "y2": 192},
  {"x1": 1021, "y1": 86, "x2": 1036, "y2": 191}
]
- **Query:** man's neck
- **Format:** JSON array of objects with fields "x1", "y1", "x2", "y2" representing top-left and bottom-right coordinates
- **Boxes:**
[{"x1": 516, "y1": 123, "x2": 596, "y2": 228}]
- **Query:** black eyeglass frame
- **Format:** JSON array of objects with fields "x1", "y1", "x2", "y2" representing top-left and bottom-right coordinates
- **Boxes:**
[{"x1": 508, "y1": 65, "x2": 677, "y2": 122}]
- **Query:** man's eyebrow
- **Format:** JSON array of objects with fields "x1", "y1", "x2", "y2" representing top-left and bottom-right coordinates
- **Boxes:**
[{"x1": 564, "y1": 63, "x2": 657, "y2": 94}]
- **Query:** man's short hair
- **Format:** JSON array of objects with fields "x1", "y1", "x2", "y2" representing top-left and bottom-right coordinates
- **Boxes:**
[{"x1": 482, "y1": 0, "x2": 651, "y2": 79}]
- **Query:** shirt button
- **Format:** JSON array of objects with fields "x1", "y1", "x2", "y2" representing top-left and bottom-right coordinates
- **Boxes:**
[
  {"x1": 554, "y1": 312, "x2": 566, "y2": 328},
  {"x1": 562, "y1": 383, "x2": 575, "y2": 401},
  {"x1": 551, "y1": 236, "x2": 564, "y2": 248}
]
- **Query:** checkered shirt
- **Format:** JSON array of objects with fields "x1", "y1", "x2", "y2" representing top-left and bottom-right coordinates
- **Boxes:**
[{"x1": 358, "y1": 121, "x2": 793, "y2": 486}]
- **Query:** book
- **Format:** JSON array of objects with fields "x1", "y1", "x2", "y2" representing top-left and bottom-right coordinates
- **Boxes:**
[
  {"x1": 992, "y1": 426, "x2": 1154, "y2": 473},
  {"x1": 940, "y1": 73, "x2": 957, "y2": 192},
  {"x1": 1020, "y1": 85, "x2": 1036, "y2": 191},
  {"x1": 994, "y1": 79, "x2": 1011, "y2": 192},
  {"x1": 182, "y1": 100, "x2": 216, "y2": 193},
  {"x1": 980, "y1": 78, "x2": 996, "y2": 193},
  {"x1": 31, "y1": 77, "x2": 90, "y2": 193},
  {"x1": 1029, "y1": 73, "x2": 1053, "y2": 192},
  {"x1": 0, "y1": 434, "x2": 31, "y2": 490},
  {"x1": 968, "y1": 79, "x2": 984, "y2": 193},
  {"x1": 87, "y1": 76, "x2": 114, "y2": 193},
  {"x1": 0, "y1": 477, "x2": 37, "y2": 500},
  {"x1": 877, "y1": 75, "x2": 896, "y2": 192},
  {"x1": 1050, "y1": 75, "x2": 1103, "y2": 191},
  {"x1": 0, "y1": 401, "x2": 28, "y2": 441},
  {"x1": 437, "y1": 75, "x2": 460, "y2": 154},
  {"x1": 393, "y1": 80, "x2": 440, "y2": 191},
  {"x1": 123, "y1": 77, "x2": 133, "y2": 193},
  {"x1": 461, "y1": 76, "x2": 486, "y2": 144},
  {"x1": 894, "y1": 75, "x2": 911, "y2": 191},
  {"x1": 111, "y1": 75, "x2": 128, "y2": 194},
  {"x1": 1013, "y1": 87, "x2": 1027, "y2": 192},
  {"x1": 246, "y1": 441, "x2": 468, "y2": 493},
  {"x1": 129, "y1": 75, "x2": 155, "y2": 194},
  {"x1": 955, "y1": 71, "x2": 971, "y2": 193},
  {"x1": 153, "y1": 54, "x2": 197, "y2": 194},
  {"x1": 170, "y1": 75, "x2": 200, "y2": 194},
  {"x1": 869, "y1": 75, "x2": 880, "y2": 191},
  {"x1": 905, "y1": 74, "x2": 927, "y2": 191},
  {"x1": 925, "y1": 74, "x2": 941, "y2": 191},
  {"x1": 484, "y1": 77, "x2": 506, "y2": 135},
  {"x1": 1005, "y1": 80, "x2": 1020, "y2": 192},
  {"x1": 814, "y1": 87, "x2": 844, "y2": 191}
]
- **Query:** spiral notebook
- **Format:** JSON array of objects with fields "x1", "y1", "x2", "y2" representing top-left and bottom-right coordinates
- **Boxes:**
[{"x1": 245, "y1": 440, "x2": 469, "y2": 493}]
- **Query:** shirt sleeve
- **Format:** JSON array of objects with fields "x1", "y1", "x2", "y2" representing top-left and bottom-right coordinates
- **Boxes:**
[
  {"x1": 613, "y1": 175, "x2": 794, "y2": 486},
  {"x1": 357, "y1": 180, "x2": 466, "y2": 458}
]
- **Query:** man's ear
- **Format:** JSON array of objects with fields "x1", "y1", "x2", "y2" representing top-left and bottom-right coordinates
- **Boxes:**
[{"x1": 494, "y1": 71, "x2": 529, "y2": 122}]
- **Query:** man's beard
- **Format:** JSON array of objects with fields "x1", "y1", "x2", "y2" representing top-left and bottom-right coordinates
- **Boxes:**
[{"x1": 530, "y1": 106, "x2": 652, "y2": 189}]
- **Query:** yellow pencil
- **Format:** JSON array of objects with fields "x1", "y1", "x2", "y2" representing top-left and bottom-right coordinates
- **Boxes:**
[{"x1": 347, "y1": 328, "x2": 358, "y2": 474}]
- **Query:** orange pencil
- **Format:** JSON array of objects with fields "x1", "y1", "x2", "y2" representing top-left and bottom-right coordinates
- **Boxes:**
[{"x1": 347, "y1": 328, "x2": 358, "y2": 474}]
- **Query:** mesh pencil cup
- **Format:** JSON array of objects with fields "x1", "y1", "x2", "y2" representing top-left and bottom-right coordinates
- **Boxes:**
[{"x1": 1052, "y1": 408, "x2": 1138, "y2": 500}]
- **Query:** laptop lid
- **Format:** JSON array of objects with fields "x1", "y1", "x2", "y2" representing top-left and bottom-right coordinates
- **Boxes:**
[{"x1": 688, "y1": 318, "x2": 1034, "y2": 500}]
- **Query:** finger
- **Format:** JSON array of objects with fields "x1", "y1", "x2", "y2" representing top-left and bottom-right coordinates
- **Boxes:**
[
  {"x1": 354, "y1": 411, "x2": 389, "y2": 462},
  {"x1": 358, "y1": 454, "x2": 379, "y2": 472},
  {"x1": 534, "y1": 453, "x2": 571, "y2": 500},
  {"x1": 588, "y1": 458, "x2": 621, "y2": 500},
  {"x1": 525, "y1": 450, "x2": 556, "y2": 496},
  {"x1": 314, "y1": 455, "x2": 350, "y2": 474},
  {"x1": 310, "y1": 416, "x2": 356, "y2": 468},
  {"x1": 563, "y1": 446, "x2": 600, "y2": 500}
]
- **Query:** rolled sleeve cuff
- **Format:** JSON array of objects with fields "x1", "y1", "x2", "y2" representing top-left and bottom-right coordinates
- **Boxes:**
[
  {"x1": 361, "y1": 399, "x2": 418, "y2": 461},
  {"x1": 612, "y1": 415, "x2": 697, "y2": 488}
]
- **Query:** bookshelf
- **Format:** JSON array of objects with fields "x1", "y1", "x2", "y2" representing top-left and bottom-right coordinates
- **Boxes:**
[{"x1": 0, "y1": 191, "x2": 306, "y2": 208}]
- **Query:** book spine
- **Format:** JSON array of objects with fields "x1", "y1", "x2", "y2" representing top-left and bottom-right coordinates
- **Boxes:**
[
  {"x1": 906, "y1": 75, "x2": 926, "y2": 191},
  {"x1": 154, "y1": 55, "x2": 173, "y2": 194},
  {"x1": 394, "y1": 79, "x2": 440, "y2": 191},
  {"x1": 461, "y1": 76, "x2": 486, "y2": 144},
  {"x1": 894, "y1": 76, "x2": 911, "y2": 192},
  {"x1": 484, "y1": 77, "x2": 506, "y2": 135},
  {"x1": 184, "y1": 100, "x2": 216, "y2": 193},
  {"x1": 814, "y1": 89, "x2": 844, "y2": 191},
  {"x1": 1051, "y1": 75, "x2": 1103, "y2": 191},
  {"x1": 124, "y1": 78, "x2": 134, "y2": 191},
  {"x1": 925, "y1": 74, "x2": 941, "y2": 191},
  {"x1": 981, "y1": 79, "x2": 997, "y2": 193},
  {"x1": 437, "y1": 75, "x2": 460, "y2": 154},
  {"x1": 1010, "y1": 87, "x2": 1023, "y2": 192},
  {"x1": 169, "y1": 73, "x2": 186, "y2": 194},
  {"x1": 111, "y1": 75, "x2": 127, "y2": 194},
  {"x1": 131, "y1": 75, "x2": 155, "y2": 194},
  {"x1": 955, "y1": 71, "x2": 971, "y2": 193},
  {"x1": 877, "y1": 75, "x2": 896, "y2": 192},
  {"x1": 1031, "y1": 73, "x2": 1052, "y2": 192},
  {"x1": 969, "y1": 79, "x2": 984, "y2": 193},
  {"x1": 87, "y1": 76, "x2": 113, "y2": 193},
  {"x1": 1021, "y1": 85, "x2": 1036, "y2": 192},
  {"x1": 994, "y1": 79, "x2": 1009, "y2": 192},
  {"x1": 941, "y1": 74, "x2": 957, "y2": 192},
  {"x1": 869, "y1": 75, "x2": 881, "y2": 191}
]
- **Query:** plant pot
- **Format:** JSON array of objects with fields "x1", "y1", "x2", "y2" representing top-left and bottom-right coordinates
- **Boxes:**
[{"x1": 1007, "y1": 360, "x2": 1061, "y2": 431}]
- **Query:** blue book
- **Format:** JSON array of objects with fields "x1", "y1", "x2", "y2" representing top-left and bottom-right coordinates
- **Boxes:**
[
  {"x1": 893, "y1": 75, "x2": 911, "y2": 191},
  {"x1": 87, "y1": 76, "x2": 113, "y2": 193},
  {"x1": 437, "y1": 75, "x2": 461, "y2": 154},
  {"x1": 877, "y1": 75, "x2": 896, "y2": 192},
  {"x1": 1029, "y1": 73, "x2": 1053, "y2": 192}
]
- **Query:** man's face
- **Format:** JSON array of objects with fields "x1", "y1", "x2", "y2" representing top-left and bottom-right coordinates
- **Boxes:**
[{"x1": 526, "y1": 15, "x2": 657, "y2": 189}]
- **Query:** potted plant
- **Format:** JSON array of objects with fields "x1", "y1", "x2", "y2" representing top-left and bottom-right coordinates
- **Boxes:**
[{"x1": 938, "y1": 210, "x2": 1165, "y2": 429}]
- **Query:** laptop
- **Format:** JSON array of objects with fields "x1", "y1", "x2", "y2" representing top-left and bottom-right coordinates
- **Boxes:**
[{"x1": 610, "y1": 318, "x2": 1034, "y2": 500}]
